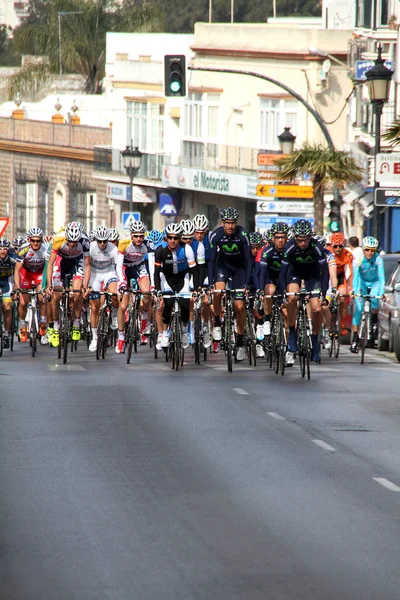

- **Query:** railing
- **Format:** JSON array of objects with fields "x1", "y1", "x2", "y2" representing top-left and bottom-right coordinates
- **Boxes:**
[
  {"x1": 93, "y1": 146, "x2": 168, "y2": 180},
  {"x1": 178, "y1": 141, "x2": 261, "y2": 173}
]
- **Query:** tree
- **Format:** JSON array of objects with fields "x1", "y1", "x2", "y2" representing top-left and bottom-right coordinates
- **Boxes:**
[
  {"x1": 12, "y1": 0, "x2": 163, "y2": 94},
  {"x1": 274, "y1": 143, "x2": 363, "y2": 234},
  {"x1": 382, "y1": 121, "x2": 400, "y2": 147}
]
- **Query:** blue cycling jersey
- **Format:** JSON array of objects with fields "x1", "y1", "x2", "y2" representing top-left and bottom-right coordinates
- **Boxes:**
[{"x1": 352, "y1": 253, "x2": 385, "y2": 296}]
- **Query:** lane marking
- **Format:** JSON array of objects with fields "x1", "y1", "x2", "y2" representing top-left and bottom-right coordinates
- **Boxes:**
[
  {"x1": 373, "y1": 477, "x2": 400, "y2": 492},
  {"x1": 233, "y1": 388, "x2": 249, "y2": 395},
  {"x1": 312, "y1": 439, "x2": 336, "y2": 452},
  {"x1": 47, "y1": 364, "x2": 86, "y2": 371},
  {"x1": 266, "y1": 412, "x2": 286, "y2": 420}
]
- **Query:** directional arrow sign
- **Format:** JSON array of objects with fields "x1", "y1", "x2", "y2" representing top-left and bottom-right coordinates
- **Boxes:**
[
  {"x1": 0, "y1": 217, "x2": 9, "y2": 237},
  {"x1": 256, "y1": 185, "x2": 313, "y2": 199}
]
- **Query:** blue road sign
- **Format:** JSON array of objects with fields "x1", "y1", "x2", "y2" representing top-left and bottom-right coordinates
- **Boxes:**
[
  {"x1": 255, "y1": 215, "x2": 314, "y2": 231},
  {"x1": 122, "y1": 211, "x2": 141, "y2": 230}
]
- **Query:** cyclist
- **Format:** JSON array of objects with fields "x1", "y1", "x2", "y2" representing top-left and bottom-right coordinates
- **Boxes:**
[
  {"x1": 14, "y1": 227, "x2": 48, "y2": 342},
  {"x1": 45, "y1": 222, "x2": 90, "y2": 347},
  {"x1": 0, "y1": 238, "x2": 18, "y2": 348},
  {"x1": 249, "y1": 231, "x2": 265, "y2": 358},
  {"x1": 146, "y1": 229, "x2": 164, "y2": 290},
  {"x1": 12, "y1": 237, "x2": 25, "y2": 253},
  {"x1": 314, "y1": 235, "x2": 337, "y2": 350},
  {"x1": 116, "y1": 220, "x2": 151, "y2": 354},
  {"x1": 109, "y1": 228, "x2": 120, "y2": 247},
  {"x1": 327, "y1": 232, "x2": 353, "y2": 336},
  {"x1": 192, "y1": 214, "x2": 212, "y2": 348},
  {"x1": 154, "y1": 222, "x2": 197, "y2": 350},
  {"x1": 84, "y1": 226, "x2": 119, "y2": 352},
  {"x1": 350, "y1": 236, "x2": 384, "y2": 353},
  {"x1": 208, "y1": 207, "x2": 252, "y2": 361},
  {"x1": 279, "y1": 219, "x2": 329, "y2": 363}
]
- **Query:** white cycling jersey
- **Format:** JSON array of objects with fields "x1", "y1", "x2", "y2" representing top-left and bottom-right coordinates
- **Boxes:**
[{"x1": 89, "y1": 241, "x2": 118, "y2": 271}]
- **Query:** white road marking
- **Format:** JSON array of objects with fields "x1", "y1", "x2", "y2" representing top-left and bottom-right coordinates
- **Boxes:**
[
  {"x1": 233, "y1": 388, "x2": 249, "y2": 395},
  {"x1": 48, "y1": 364, "x2": 86, "y2": 371},
  {"x1": 373, "y1": 477, "x2": 400, "y2": 492},
  {"x1": 266, "y1": 412, "x2": 286, "y2": 420},
  {"x1": 312, "y1": 439, "x2": 336, "y2": 452},
  {"x1": 364, "y1": 354, "x2": 392, "y2": 364}
]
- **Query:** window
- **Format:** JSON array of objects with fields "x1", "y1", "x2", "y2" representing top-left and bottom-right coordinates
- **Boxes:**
[
  {"x1": 69, "y1": 190, "x2": 96, "y2": 233},
  {"x1": 184, "y1": 93, "x2": 220, "y2": 139},
  {"x1": 15, "y1": 181, "x2": 48, "y2": 237},
  {"x1": 127, "y1": 101, "x2": 165, "y2": 152},
  {"x1": 260, "y1": 98, "x2": 298, "y2": 150}
]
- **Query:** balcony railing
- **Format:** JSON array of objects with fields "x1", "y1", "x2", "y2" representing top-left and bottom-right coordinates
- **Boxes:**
[
  {"x1": 177, "y1": 141, "x2": 261, "y2": 173},
  {"x1": 94, "y1": 147, "x2": 168, "y2": 180}
]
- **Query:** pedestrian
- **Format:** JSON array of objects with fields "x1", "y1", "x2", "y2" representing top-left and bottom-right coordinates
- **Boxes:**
[{"x1": 348, "y1": 236, "x2": 363, "y2": 262}]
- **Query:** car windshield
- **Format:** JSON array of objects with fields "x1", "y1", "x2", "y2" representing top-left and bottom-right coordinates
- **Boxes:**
[{"x1": 382, "y1": 255, "x2": 400, "y2": 283}]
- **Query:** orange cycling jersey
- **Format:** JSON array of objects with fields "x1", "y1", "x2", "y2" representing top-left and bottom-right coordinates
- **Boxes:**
[{"x1": 327, "y1": 246, "x2": 353, "y2": 280}]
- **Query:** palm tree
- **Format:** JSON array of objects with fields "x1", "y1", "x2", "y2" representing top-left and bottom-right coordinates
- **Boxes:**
[
  {"x1": 274, "y1": 143, "x2": 363, "y2": 234},
  {"x1": 382, "y1": 121, "x2": 400, "y2": 146}
]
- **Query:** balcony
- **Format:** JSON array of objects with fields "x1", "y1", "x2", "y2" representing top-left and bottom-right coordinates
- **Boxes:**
[
  {"x1": 174, "y1": 141, "x2": 261, "y2": 174},
  {"x1": 94, "y1": 146, "x2": 168, "y2": 180}
]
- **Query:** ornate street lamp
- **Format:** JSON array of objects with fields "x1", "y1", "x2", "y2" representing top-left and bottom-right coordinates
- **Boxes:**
[
  {"x1": 121, "y1": 144, "x2": 143, "y2": 214},
  {"x1": 278, "y1": 127, "x2": 296, "y2": 154}
]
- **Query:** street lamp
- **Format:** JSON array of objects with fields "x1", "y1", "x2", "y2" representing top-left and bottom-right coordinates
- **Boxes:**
[
  {"x1": 365, "y1": 44, "x2": 394, "y2": 238},
  {"x1": 121, "y1": 144, "x2": 143, "y2": 214},
  {"x1": 308, "y1": 47, "x2": 354, "y2": 74},
  {"x1": 278, "y1": 127, "x2": 296, "y2": 154}
]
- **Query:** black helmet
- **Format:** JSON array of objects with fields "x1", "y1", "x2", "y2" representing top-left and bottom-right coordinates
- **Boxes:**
[
  {"x1": 293, "y1": 219, "x2": 313, "y2": 237},
  {"x1": 271, "y1": 222, "x2": 289, "y2": 235},
  {"x1": 220, "y1": 207, "x2": 239, "y2": 221},
  {"x1": 249, "y1": 232, "x2": 263, "y2": 245}
]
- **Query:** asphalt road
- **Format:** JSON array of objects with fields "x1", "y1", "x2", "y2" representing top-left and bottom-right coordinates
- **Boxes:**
[{"x1": 1, "y1": 340, "x2": 400, "y2": 599}]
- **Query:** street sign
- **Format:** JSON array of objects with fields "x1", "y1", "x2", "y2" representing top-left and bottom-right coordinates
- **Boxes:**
[
  {"x1": 375, "y1": 153, "x2": 400, "y2": 184},
  {"x1": 255, "y1": 215, "x2": 314, "y2": 231},
  {"x1": 257, "y1": 168, "x2": 280, "y2": 180},
  {"x1": 356, "y1": 60, "x2": 392, "y2": 81},
  {"x1": 257, "y1": 153, "x2": 287, "y2": 166},
  {"x1": 257, "y1": 200, "x2": 313, "y2": 214},
  {"x1": 122, "y1": 211, "x2": 141, "y2": 230},
  {"x1": 0, "y1": 217, "x2": 9, "y2": 237},
  {"x1": 375, "y1": 188, "x2": 400, "y2": 206},
  {"x1": 256, "y1": 184, "x2": 313, "y2": 198}
]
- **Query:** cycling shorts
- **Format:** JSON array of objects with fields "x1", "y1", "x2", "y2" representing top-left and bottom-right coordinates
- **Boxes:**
[
  {"x1": 214, "y1": 262, "x2": 246, "y2": 300},
  {"x1": 60, "y1": 256, "x2": 84, "y2": 283},
  {"x1": 287, "y1": 273, "x2": 321, "y2": 298},
  {"x1": 264, "y1": 273, "x2": 279, "y2": 287},
  {"x1": 0, "y1": 278, "x2": 13, "y2": 298},
  {"x1": 89, "y1": 268, "x2": 118, "y2": 295},
  {"x1": 122, "y1": 264, "x2": 149, "y2": 291},
  {"x1": 160, "y1": 272, "x2": 190, "y2": 294},
  {"x1": 20, "y1": 267, "x2": 43, "y2": 290}
]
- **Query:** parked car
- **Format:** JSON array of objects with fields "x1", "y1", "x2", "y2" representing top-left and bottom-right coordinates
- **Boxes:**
[{"x1": 377, "y1": 254, "x2": 400, "y2": 359}]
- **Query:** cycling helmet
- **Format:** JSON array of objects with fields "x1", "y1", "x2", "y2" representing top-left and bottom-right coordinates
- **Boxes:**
[
  {"x1": 0, "y1": 237, "x2": 10, "y2": 247},
  {"x1": 249, "y1": 232, "x2": 263, "y2": 245},
  {"x1": 94, "y1": 225, "x2": 110, "y2": 241},
  {"x1": 147, "y1": 230, "x2": 163, "y2": 245},
  {"x1": 293, "y1": 219, "x2": 313, "y2": 237},
  {"x1": 180, "y1": 219, "x2": 195, "y2": 237},
  {"x1": 271, "y1": 222, "x2": 290, "y2": 235},
  {"x1": 88, "y1": 231, "x2": 95, "y2": 242},
  {"x1": 108, "y1": 228, "x2": 119, "y2": 242},
  {"x1": 165, "y1": 222, "x2": 183, "y2": 236},
  {"x1": 27, "y1": 227, "x2": 44, "y2": 238},
  {"x1": 65, "y1": 221, "x2": 82, "y2": 242},
  {"x1": 330, "y1": 232, "x2": 345, "y2": 245},
  {"x1": 193, "y1": 214, "x2": 209, "y2": 231},
  {"x1": 12, "y1": 236, "x2": 24, "y2": 248},
  {"x1": 362, "y1": 236, "x2": 379, "y2": 249},
  {"x1": 129, "y1": 220, "x2": 146, "y2": 234},
  {"x1": 314, "y1": 235, "x2": 326, "y2": 248},
  {"x1": 220, "y1": 207, "x2": 239, "y2": 222}
]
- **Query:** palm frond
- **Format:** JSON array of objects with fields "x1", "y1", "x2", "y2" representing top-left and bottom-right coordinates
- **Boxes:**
[{"x1": 382, "y1": 121, "x2": 400, "y2": 147}]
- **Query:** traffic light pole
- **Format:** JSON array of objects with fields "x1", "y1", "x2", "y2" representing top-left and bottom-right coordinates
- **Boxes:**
[{"x1": 189, "y1": 65, "x2": 334, "y2": 148}]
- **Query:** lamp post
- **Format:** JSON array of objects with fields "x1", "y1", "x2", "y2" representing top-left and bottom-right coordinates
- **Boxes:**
[
  {"x1": 278, "y1": 127, "x2": 296, "y2": 154},
  {"x1": 365, "y1": 44, "x2": 394, "y2": 239},
  {"x1": 121, "y1": 144, "x2": 143, "y2": 214}
]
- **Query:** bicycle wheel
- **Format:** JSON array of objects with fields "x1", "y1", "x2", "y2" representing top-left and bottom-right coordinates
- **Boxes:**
[
  {"x1": 175, "y1": 313, "x2": 181, "y2": 371},
  {"x1": 194, "y1": 310, "x2": 201, "y2": 365},
  {"x1": 96, "y1": 309, "x2": 106, "y2": 360},
  {"x1": 10, "y1": 301, "x2": 16, "y2": 351},
  {"x1": 126, "y1": 309, "x2": 135, "y2": 364},
  {"x1": 62, "y1": 313, "x2": 69, "y2": 364},
  {"x1": 247, "y1": 309, "x2": 257, "y2": 367},
  {"x1": 226, "y1": 305, "x2": 233, "y2": 373},
  {"x1": 31, "y1": 311, "x2": 37, "y2": 357},
  {"x1": 102, "y1": 315, "x2": 110, "y2": 360},
  {"x1": 133, "y1": 305, "x2": 139, "y2": 353},
  {"x1": 360, "y1": 315, "x2": 368, "y2": 365}
]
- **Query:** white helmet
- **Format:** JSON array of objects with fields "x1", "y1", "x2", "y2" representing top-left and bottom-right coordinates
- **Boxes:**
[
  {"x1": 66, "y1": 221, "x2": 82, "y2": 242},
  {"x1": 94, "y1": 226, "x2": 110, "y2": 241},
  {"x1": 193, "y1": 214, "x2": 209, "y2": 231},
  {"x1": 129, "y1": 220, "x2": 146, "y2": 233},
  {"x1": 362, "y1": 236, "x2": 379, "y2": 249},
  {"x1": 108, "y1": 228, "x2": 119, "y2": 241},
  {"x1": 27, "y1": 227, "x2": 44, "y2": 238},
  {"x1": 165, "y1": 222, "x2": 183, "y2": 236},
  {"x1": 180, "y1": 219, "x2": 195, "y2": 237}
]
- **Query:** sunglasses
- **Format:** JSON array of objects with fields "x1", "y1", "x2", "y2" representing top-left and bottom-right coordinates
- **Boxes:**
[
  {"x1": 181, "y1": 237, "x2": 193, "y2": 241},
  {"x1": 97, "y1": 239, "x2": 107, "y2": 244},
  {"x1": 167, "y1": 235, "x2": 180, "y2": 241},
  {"x1": 364, "y1": 248, "x2": 376, "y2": 252},
  {"x1": 132, "y1": 234, "x2": 144, "y2": 238},
  {"x1": 332, "y1": 244, "x2": 344, "y2": 249},
  {"x1": 274, "y1": 235, "x2": 287, "y2": 240},
  {"x1": 30, "y1": 239, "x2": 42, "y2": 243}
]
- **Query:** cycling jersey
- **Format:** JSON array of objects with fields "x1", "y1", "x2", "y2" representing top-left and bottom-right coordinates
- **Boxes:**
[
  {"x1": 250, "y1": 247, "x2": 263, "y2": 290},
  {"x1": 154, "y1": 243, "x2": 197, "y2": 292},
  {"x1": 352, "y1": 253, "x2": 385, "y2": 296},
  {"x1": 89, "y1": 241, "x2": 118, "y2": 271},
  {"x1": 0, "y1": 249, "x2": 18, "y2": 279},
  {"x1": 279, "y1": 238, "x2": 329, "y2": 295},
  {"x1": 16, "y1": 242, "x2": 47, "y2": 273},
  {"x1": 259, "y1": 243, "x2": 285, "y2": 289},
  {"x1": 51, "y1": 234, "x2": 90, "y2": 259},
  {"x1": 208, "y1": 225, "x2": 252, "y2": 286},
  {"x1": 146, "y1": 240, "x2": 163, "y2": 289},
  {"x1": 116, "y1": 238, "x2": 149, "y2": 287},
  {"x1": 327, "y1": 245, "x2": 353, "y2": 285}
]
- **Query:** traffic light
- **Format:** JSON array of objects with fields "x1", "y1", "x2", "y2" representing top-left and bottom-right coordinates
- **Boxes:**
[
  {"x1": 164, "y1": 55, "x2": 186, "y2": 97},
  {"x1": 328, "y1": 197, "x2": 341, "y2": 232}
]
